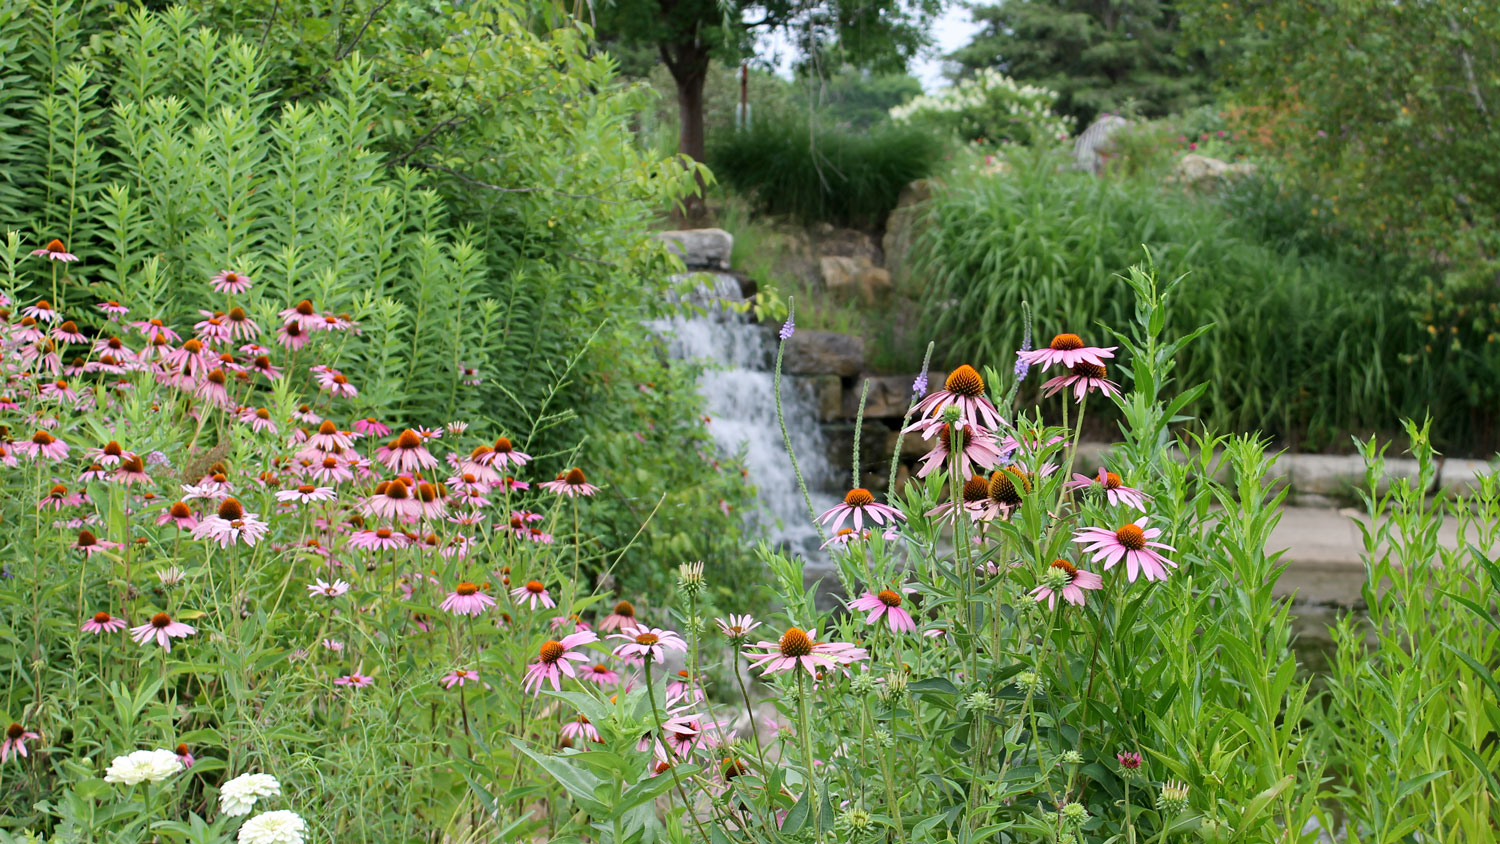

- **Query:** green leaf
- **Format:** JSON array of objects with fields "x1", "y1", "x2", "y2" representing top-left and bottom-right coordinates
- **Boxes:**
[
  {"x1": 610, "y1": 765, "x2": 700, "y2": 819},
  {"x1": 1394, "y1": 770, "x2": 1448, "y2": 802},
  {"x1": 781, "y1": 787, "x2": 810, "y2": 836},
  {"x1": 1236, "y1": 774, "x2": 1292, "y2": 830},
  {"x1": 511, "y1": 740, "x2": 608, "y2": 815}
]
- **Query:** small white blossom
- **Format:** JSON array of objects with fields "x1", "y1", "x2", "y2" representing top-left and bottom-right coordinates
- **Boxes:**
[
  {"x1": 237, "y1": 810, "x2": 307, "y2": 844},
  {"x1": 104, "y1": 748, "x2": 181, "y2": 785},
  {"x1": 219, "y1": 772, "x2": 282, "y2": 817}
]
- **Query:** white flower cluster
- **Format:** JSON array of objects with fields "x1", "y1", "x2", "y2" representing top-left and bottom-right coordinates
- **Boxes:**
[
  {"x1": 891, "y1": 69, "x2": 1072, "y2": 147},
  {"x1": 238, "y1": 809, "x2": 307, "y2": 844},
  {"x1": 220, "y1": 772, "x2": 282, "y2": 816},
  {"x1": 103, "y1": 749, "x2": 181, "y2": 785}
]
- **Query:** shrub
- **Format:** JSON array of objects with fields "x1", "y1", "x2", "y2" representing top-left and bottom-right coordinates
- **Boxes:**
[
  {"x1": 706, "y1": 112, "x2": 946, "y2": 229},
  {"x1": 0, "y1": 0, "x2": 755, "y2": 598},
  {"x1": 889, "y1": 68, "x2": 1074, "y2": 146},
  {"x1": 908, "y1": 148, "x2": 1497, "y2": 453}
]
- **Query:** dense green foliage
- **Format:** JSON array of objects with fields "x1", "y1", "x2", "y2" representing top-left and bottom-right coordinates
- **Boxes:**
[
  {"x1": 1177, "y1": 0, "x2": 1500, "y2": 286},
  {"x1": 910, "y1": 150, "x2": 1498, "y2": 453},
  {"x1": 949, "y1": 0, "x2": 1212, "y2": 125},
  {"x1": 707, "y1": 112, "x2": 945, "y2": 228},
  {"x1": 0, "y1": 0, "x2": 754, "y2": 597}
]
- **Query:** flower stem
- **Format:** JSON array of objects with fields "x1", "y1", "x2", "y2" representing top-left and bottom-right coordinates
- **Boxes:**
[
  {"x1": 796, "y1": 671, "x2": 821, "y2": 836},
  {"x1": 771, "y1": 298, "x2": 820, "y2": 532},
  {"x1": 643, "y1": 661, "x2": 711, "y2": 843}
]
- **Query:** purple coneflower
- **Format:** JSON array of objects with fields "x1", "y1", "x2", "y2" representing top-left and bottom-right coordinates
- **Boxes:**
[
  {"x1": 610, "y1": 624, "x2": 687, "y2": 664},
  {"x1": 73, "y1": 529, "x2": 123, "y2": 557},
  {"x1": 306, "y1": 579, "x2": 350, "y2": 598},
  {"x1": 1016, "y1": 333, "x2": 1116, "y2": 372},
  {"x1": 510, "y1": 580, "x2": 555, "y2": 610},
  {"x1": 715, "y1": 614, "x2": 761, "y2": 643},
  {"x1": 211, "y1": 270, "x2": 252, "y2": 294},
  {"x1": 81, "y1": 611, "x2": 128, "y2": 634},
  {"x1": 906, "y1": 364, "x2": 1005, "y2": 430},
  {"x1": 439, "y1": 582, "x2": 496, "y2": 616},
  {"x1": 31, "y1": 241, "x2": 76, "y2": 263},
  {"x1": 376, "y1": 430, "x2": 438, "y2": 473},
  {"x1": 816, "y1": 488, "x2": 904, "y2": 534},
  {"x1": 561, "y1": 715, "x2": 602, "y2": 745},
  {"x1": 539, "y1": 467, "x2": 598, "y2": 497},
  {"x1": 582, "y1": 662, "x2": 621, "y2": 686},
  {"x1": 743, "y1": 627, "x2": 867, "y2": 677},
  {"x1": 848, "y1": 588, "x2": 917, "y2": 633},
  {"x1": 598, "y1": 600, "x2": 639, "y2": 632},
  {"x1": 334, "y1": 673, "x2": 374, "y2": 688},
  {"x1": 191, "y1": 498, "x2": 269, "y2": 547},
  {"x1": 276, "y1": 484, "x2": 336, "y2": 506},
  {"x1": 1073, "y1": 517, "x2": 1177, "y2": 583},
  {"x1": 1066, "y1": 468, "x2": 1149, "y2": 511},
  {"x1": 2, "y1": 724, "x2": 39, "y2": 762},
  {"x1": 914, "y1": 420, "x2": 1006, "y2": 478},
  {"x1": 440, "y1": 668, "x2": 480, "y2": 689},
  {"x1": 130, "y1": 612, "x2": 196, "y2": 651},
  {"x1": 1041, "y1": 361, "x2": 1121, "y2": 402},
  {"x1": 1030, "y1": 559, "x2": 1104, "y2": 609},
  {"x1": 349, "y1": 527, "x2": 408, "y2": 551},
  {"x1": 16, "y1": 430, "x2": 69, "y2": 461},
  {"x1": 522, "y1": 631, "x2": 598, "y2": 694},
  {"x1": 485, "y1": 437, "x2": 531, "y2": 469}
]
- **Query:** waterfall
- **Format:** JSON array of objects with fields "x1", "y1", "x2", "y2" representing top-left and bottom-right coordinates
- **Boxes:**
[{"x1": 652, "y1": 273, "x2": 841, "y2": 560}]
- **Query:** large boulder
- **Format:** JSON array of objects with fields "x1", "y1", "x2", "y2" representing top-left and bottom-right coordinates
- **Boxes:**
[
  {"x1": 1073, "y1": 115, "x2": 1130, "y2": 173},
  {"x1": 656, "y1": 228, "x2": 734, "y2": 270},
  {"x1": 782, "y1": 330, "x2": 865, "y2": 376},
  {"x1": 1169, "y1": 154, "x2": 1257, "y2": 189},
  {"x1": 882, "y1": 179, "x2": 936, "y2": 300}
]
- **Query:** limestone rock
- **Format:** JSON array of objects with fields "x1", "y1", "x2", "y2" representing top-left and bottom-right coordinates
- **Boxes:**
[
  {"x1": 656, "y1": 229, "x2": 734, "y2": 270},
  {"x1": 883, "y1": 179, "x2": 937, "y2": 299},
  {"x1": 802, "y1": 375, "x2": 843, "y2": 422},
  {"x1": 819, "y1": 255, "x2": 893, "y2": 305},
  {"x1": 843, "y1": 375, "x2": 918, "y2": 419},
  {"x1": 1169, "y1": 154, "x2": 1257, "y2": 188},
  {"x1": 782, "y1": 330, "x2": 864, "y2": 377}
]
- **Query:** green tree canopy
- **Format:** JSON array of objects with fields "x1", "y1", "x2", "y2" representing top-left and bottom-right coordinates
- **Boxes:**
[
  {"x1": 948, "y1": 0, "x2": 1212, "y2": 126},
  {"x1": 1178, "y1": 0, "x2": 1500, "y2": 285},
  {"x1": 593, "y1": 0, "x2": 940, "y2": 173}
]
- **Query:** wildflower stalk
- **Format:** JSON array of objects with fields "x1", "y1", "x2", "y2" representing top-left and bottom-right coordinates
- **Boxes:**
[
  {"x1": 865, "y1": 695, "x2": 906, "y2": 843},
  {"x1": 796, "y1": 671, "x2": 821, "y2": 836},
  {"x1": 851, "y1": 378, "x2": 871, "y2": 490},
  {"x1": 771, "y1": 298, "x2": 819, "y2": 531},
  {"x1": 888, "y1": 343, "x2": 934, "y2": 491},
  {"x1": 642, "y1": 661, "x2": 711, "y2": 844}
]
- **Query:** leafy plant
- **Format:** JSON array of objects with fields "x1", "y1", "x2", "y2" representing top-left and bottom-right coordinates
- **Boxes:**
[
  {"x1": 890, "y1": 68, "x2": 1074, "y2": 146},
  {"x1": 908, "y1": 148, "x2": 1497, "y2": 453},
  {"x1": 707, "y1": 112, "x2": 946, "y2": 228}
]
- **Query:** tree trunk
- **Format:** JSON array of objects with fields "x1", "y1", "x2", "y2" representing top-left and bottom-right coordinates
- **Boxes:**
[
  {"x1": 663, "y1": 42, "x2": 711, "y2": 224},
  {"x1": 675, "y1": 62, "x2": 709, "y2": 163}
]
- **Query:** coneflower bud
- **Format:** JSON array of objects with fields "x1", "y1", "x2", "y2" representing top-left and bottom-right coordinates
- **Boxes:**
[
  {"x1": 836, "y1": 806, "x2": 872, "y2": 833},
  {"x1": 940, "y1": 404, "x2": 962, "y2": 425},
  {"x1": 962, "y1": 690, "x2": 996, "y2": 714},
  {"x1": 1060, "y1": 750, "x2": 1084, "y2": 766},
  {"x1": 849, "y1": 672, "x2": 878, "y2": 696},
  {"x1": 1061, "y1": 801, "x2": 1089, "y2": 826},
  {"x1": 873, "y1": 727, "x2": 894, "y2": 749},
  {"x1": 676, "y1": 561, "x2": 705, "y2": 595},
  {"x1": 1159, "y1": 780, "x2": 1190, "y2": 816},
  {"x1": 883, "y1": 670, "x2": 908, "y2": 697},
  {"x1": 1014, "y1": 670, "x2": 1044, "y2": 695}
]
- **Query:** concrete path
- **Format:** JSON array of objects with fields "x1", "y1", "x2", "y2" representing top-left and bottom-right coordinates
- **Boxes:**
[{"x1": 1269, "y1": 506, "x2": 1463, "y2": 605}]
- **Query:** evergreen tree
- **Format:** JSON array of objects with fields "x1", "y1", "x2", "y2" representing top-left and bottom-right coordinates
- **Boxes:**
[{"x1": 948, "y1": 0, "x2": 1211, "y2": 125}]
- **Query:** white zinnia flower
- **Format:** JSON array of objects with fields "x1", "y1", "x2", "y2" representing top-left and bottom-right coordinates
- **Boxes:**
[
  {"x1": 237, "y1": 810, "x2": 307, "y2": 844},
  {"x1": 219, "y1": 772, "x2": 282, "y2": 817},
  {"x1": 104, "y1": 748, "x2": 181, "y2": 785}
]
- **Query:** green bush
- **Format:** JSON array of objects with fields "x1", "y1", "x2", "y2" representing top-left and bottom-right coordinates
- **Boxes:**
[
  {"x1": 706, "y1": 112, "x2": 945, "y2": 229},
  {"x1": 0, "y1": 0, "x2": 755, "y2": 599},
  {"x1": 910, "y1": 149, "x2": 1498, "y2": 452}
]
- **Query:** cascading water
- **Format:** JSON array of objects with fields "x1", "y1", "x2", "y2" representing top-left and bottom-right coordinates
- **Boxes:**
[{"x1": 652, "y1": 273, "x2": 841, "y2": 560}]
